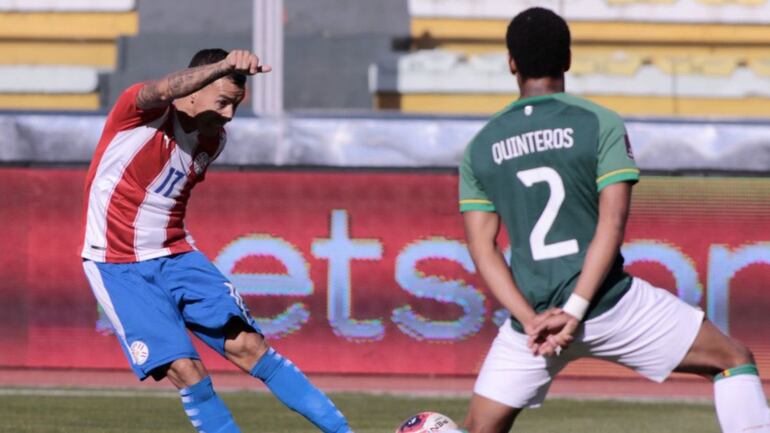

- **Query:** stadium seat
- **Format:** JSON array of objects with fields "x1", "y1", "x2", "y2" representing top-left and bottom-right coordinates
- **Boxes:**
[
  {"x1": 0, "y1": 11, "x2": 137, "y2": 39},
  {"x1": 467, "y1": 52, "x2": 508, "y2": 74},
  {"x1": 653, "y1": 56, "x2": 738, "y2": 76},
  {"x1": 697, "y1": 0, "x2": 766, "y2": 4},
  {"x1": 604, "y1": 52, "x2": 644, "y2": 75},
  {"x1": 0, "y1": 0, "x2": 136, "y2": 110},
  {"x1": 0, "y1": 66, "x2": 99, "y2": 110},
  {"x1": 606, "y1": 0, "x2": 675, "y2": 3},
  {"x1": 570, "y1": 57, "x2": 598, "y2": 76},
  {"x1": 399, "y1": 49, "x2": 462, "y2": 73},
  {"x1": 0, "y1": 66, "x2": 98, "y2": 94},
  {"x1": 748, "y1": 58, "x2": 770, "y2": 77},
  {"x1": 0, "y1": 0, "x2": 134, "y2": 12},
  {"x1": 650, "y1": 57, "x2": 695, "y2": 75},
  {"x1": 0, "y1": 41, "x2": 116, "y2": 67},
  {"x1": 693, "y1": 56, "x2": 738, "y2": 76}
]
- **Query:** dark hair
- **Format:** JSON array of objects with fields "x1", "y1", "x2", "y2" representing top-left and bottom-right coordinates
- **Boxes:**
[
  {"x1": 506, "y1": 8, "x2": 571, "y2": 79},
  {"x1": 188, "y1": 48, "x2": 246, "y2": 87}
]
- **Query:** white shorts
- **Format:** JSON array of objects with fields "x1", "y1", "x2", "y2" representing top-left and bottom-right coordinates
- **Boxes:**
[{"x1": 474, "y1": 278, "x2": 705, "y2": 409}]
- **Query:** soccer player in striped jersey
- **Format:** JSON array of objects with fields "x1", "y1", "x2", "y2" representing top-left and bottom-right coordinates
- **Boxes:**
[
  {"x1": 458, "y1": 8, "x2": 770, "y2": 433},
  {"x1": 81, "y1": 49, "x2": 352, "y2": 433}
]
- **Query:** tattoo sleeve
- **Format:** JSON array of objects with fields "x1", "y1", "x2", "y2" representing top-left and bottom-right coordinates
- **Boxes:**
[{"x1": 136, "y1": 62, "x2": 230, "y2": 110}]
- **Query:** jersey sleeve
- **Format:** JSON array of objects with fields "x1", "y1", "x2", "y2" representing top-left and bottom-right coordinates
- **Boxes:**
[
  {"x1": 107, "y1": 82, "x2": 168, "y2": 131},
  {"x1": 459, "y1": 143, "x2": 496, "y2": 213},
  {"x1": 596, "y1": 113, "x2": 640, "y2": 192}
]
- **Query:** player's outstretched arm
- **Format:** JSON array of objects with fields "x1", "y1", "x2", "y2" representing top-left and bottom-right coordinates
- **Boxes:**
[
  {"x1": 136, "y1": 50, "x2": 272, "y2": 110},
  {"x1": 464, "y1": 211, "x2": 550, "y2": 333},
  {"x1": 571, "y1": 181, "x2": 632, "y2": 309}
]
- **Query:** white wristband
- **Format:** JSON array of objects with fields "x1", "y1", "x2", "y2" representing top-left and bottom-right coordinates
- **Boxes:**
[{"x1": 562, "y1": 294, "x2": 590, "y2": 321}]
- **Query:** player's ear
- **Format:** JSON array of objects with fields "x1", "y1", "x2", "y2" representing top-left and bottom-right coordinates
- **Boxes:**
[
  {"x1": 564, "y1": 49, "x2": 572, "y2": 73},
  {"x1": 508, "y1": 53, "x2": 517, "y2": 76}
]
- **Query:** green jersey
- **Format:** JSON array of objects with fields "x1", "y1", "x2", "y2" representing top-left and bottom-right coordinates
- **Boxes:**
[{"x1": 459, "y1": 93, "x2": 639, "y2": 331}]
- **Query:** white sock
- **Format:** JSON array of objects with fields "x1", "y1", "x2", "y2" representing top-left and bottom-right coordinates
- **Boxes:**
[{"x1": 714, "y1": 366, "x2": 770, "y2": 433}]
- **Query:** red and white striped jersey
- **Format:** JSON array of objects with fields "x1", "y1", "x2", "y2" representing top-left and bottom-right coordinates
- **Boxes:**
[{"x1": 81, "y1": 83, "x2": 226, "y2": 263}]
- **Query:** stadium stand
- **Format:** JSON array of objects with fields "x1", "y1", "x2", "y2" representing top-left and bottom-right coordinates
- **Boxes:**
[
  {"x1": 370, "y1": 0, "x2": 770, "y2": 116},
  {"x1": 103, "y1": 0, "x2": 408, "y2": 112},
  {"x1": 0, "y1": 0, "x2": 409, "y2": 113},
  {"x1": 4, "y1": 0, "x2": 768, "y2": 117},
  {"x1": 0, "y1": 0, "x2": 137, "y2": 110}
]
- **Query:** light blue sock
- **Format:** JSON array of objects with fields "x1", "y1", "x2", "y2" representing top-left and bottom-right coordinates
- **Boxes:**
[
  {"x1": 180, "y1": 376, "x2": 241, "y2": 433},
  {"x1": 251, "y1": 348, "x2": 351, "y2": 433}
]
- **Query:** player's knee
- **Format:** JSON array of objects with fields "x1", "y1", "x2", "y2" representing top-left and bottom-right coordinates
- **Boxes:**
[
  {"x1": 225, "y1": 330, "x2": 269, "y2": 372},
  {"x1": 727, "y1": 341, "x2": 755, "y2": 368},
  {"x1": 166, "y1": 358, "x2": 206, "y2": 388},
  {"x1": 224, "y1": 318, "x2": 267, "y2": 357},
  {"x1": 713, "y1": 339, "x2": 755, "y2": 373},
  {"x1": 232, "y1": 332, "x2": 267, "y2": 358}
]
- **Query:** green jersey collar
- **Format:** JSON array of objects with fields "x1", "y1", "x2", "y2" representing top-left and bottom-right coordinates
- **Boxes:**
[{"x1": 511, "y1": 92, "x2": 566, "y2": 109}]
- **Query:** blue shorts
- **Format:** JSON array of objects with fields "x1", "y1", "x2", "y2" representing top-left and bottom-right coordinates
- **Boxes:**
[{"x1": 82, "y1": 251, "x2": 260, "y2": 380}]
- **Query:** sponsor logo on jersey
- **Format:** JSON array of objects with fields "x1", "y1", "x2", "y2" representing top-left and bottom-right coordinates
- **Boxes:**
[
  {"x1": 129, "y1": 340, "x2": 149, "y2": 366},
  {"x1": 491, "y1": 128, "x2": 574, "y2": 165},
  {"x1": 193, "y1": 152, "x2": 210, "y2": 176}
]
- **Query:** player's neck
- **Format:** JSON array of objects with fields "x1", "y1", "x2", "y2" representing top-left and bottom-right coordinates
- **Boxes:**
[
  {"x1": 173, "y1": 103, "x2": 199, "y2": 134},
  {"x1": 517, "y1": 76, "x2": 565, "y2": 100}
]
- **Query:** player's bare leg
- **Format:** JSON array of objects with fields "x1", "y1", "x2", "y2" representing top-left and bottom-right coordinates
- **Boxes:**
[
  {"x1": 675, "y1": 319, "x2": 770, "y2": 432},
  {"x1": 675, "y1": 319, "x2": 753, "y2": 377},
  {"x1": 165, "y1": 358, "x2": 209, "y2": 388},
  {"x1": 462, "y1": 394, "x2": 521, "y2": 433},
  {"x1": 223, "y1": 319, "x2": 352, "y2": 433},
  {"x1": 223, "y1": 321, "x2": 270, "y2": 371}
]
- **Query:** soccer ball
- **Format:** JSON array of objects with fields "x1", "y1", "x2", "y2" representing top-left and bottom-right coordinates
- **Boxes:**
[{"x1": 395, "y1": 411, "x2": 460, "y2": 433}]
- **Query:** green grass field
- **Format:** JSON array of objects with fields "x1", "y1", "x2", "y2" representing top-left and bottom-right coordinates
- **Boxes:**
[{"x1": 0, "y1": 390, "x2": 719, "y2": 433}]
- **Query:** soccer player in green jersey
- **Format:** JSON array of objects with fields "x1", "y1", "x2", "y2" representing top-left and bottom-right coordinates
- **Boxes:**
[{"x1": 458, "y1": 8, "x2": 770, "y2": 433}]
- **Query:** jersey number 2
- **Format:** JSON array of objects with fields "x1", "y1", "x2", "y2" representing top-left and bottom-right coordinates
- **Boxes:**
[{"x1": 516, "y1": 167, "x2": 579, "y2": 261}]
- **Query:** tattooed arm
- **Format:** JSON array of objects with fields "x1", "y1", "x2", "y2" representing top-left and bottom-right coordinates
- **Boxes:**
[{"x1": 136, "y1": 50, "x2": 271, "y2": 110}]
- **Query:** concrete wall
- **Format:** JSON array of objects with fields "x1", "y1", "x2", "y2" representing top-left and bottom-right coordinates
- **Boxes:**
[
  {"x1": 284, "y1": 35, "x2": 394, "y2": 110},
  {"x1": 285, "y1": 0, "x2": 409, "y2": 37},
  {"x1": 284, "y1": 0, "x2": 408, "y2": 110},
  {"x1": 138, "y1": 0, "x2": 252, "y2": 35}
]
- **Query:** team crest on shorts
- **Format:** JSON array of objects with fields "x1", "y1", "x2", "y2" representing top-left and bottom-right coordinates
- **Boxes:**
[
  {"x1": 193, "y1": 152, "x2": 210, "y2": 176},
  {"x1": 129, "y1": 341, "x2": 149, "y2": 366}
]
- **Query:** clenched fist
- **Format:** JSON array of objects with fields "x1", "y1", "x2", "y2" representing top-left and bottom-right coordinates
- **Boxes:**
[{"x1": 222, "y1": 50, "x2": 272, "y2": 75}]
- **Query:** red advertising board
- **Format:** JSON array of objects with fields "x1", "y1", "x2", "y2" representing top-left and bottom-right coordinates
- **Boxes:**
[{"x1": 1, "y1": 168, "x2": 769, "y2": 378}]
